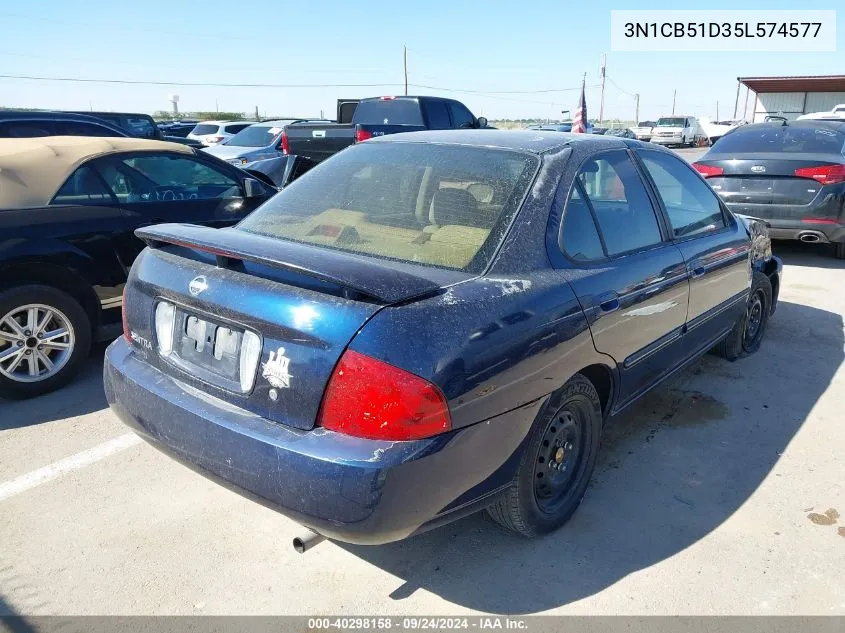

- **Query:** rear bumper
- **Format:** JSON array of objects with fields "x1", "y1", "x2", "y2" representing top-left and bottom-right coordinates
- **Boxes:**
[
  {"x1": 104, "y1": 339, "x2": 538, "y2": 545},
  {"x1": 724, "y1": 206, "x2": 844, "y2": 243},
  {"x1": 760, "y1": 220, "x2": 844, "y2": 244}
]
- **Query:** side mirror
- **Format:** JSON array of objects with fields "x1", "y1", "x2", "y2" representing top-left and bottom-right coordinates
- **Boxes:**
[
  {"x1": 243, "y1": 177, "x2": 264, "y2": 198},
  {"x1": 477, "y1": 116, "x2": 488, "y2": 128}
]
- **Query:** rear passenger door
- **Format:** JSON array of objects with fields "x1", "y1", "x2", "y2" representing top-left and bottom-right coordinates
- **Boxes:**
[
  {"x1": 636, "y1": 149, "x2": 750, "y2": 355},
  {"x1": 558, "y1": 149, "x2": 690, "y2": 406}
]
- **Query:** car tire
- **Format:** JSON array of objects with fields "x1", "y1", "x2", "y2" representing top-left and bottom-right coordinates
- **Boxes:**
[
  {"x1": 487, "y1": 373, "x2": 602, "y2": 538},
  {"x1": 713, "y1": 271, "x2": 772, "y2": 361},
  {"x1": 0, "y1": 285, "x2": 91, "y2": 400},
  {"x1": 834, "y1": 242, "x2": 845, "y2": 259}
]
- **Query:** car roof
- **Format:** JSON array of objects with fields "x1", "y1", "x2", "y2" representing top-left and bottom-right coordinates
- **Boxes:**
[
  {"x1": 368, "y1": 129, "x2": 635, "y2": 153},
  {"x1": 0, "y1": 136, "x2": 193, "y2": 209},
  {"x1": 727, "y1": 119, "x2": 845, "y2": 132},
  {"x1": 0, "y1": 110, "x2": 121, "y2": 124}
]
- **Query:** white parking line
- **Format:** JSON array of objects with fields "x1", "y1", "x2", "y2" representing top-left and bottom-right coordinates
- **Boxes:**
[{"x1": 0, "y1": 433, "x2": 141, "y2": 502}]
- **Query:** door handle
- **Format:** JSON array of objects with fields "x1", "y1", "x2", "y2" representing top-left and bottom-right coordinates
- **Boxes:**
[
  {"x1": 596, "y1": 292, "x2": 620, "y2": 314},
  {"x1": 690, "y1": 266, "x2": 706, "y2": 279}
]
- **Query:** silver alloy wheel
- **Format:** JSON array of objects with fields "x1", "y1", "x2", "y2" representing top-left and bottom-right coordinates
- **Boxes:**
[{"x1": 0, "y1": 304, "x2": 75, "y2": 383}]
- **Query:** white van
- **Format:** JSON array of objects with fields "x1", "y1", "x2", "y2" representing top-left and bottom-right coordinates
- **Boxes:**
[{"x1": 650, "y1": 116, "x2": 698, "y2": 147}]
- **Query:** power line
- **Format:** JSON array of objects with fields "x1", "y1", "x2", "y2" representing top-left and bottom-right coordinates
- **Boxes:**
[
  {"x1": 0, "y1": 72, "x2": 601, "y2": 106},
  {"x1": 0, "y1": 73, "x2": 405, "y2": 89},
  {"x1": 605, "y1": 75, "x2": 637, "y2": 98},
  {"x1": 0, "y1": 50, "x2": 390, "y2": 76}
]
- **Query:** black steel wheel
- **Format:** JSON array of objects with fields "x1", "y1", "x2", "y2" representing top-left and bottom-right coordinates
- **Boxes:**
[
  {"x1": 714, "y1": 271, "x2": 772, "y2": 361},
  {"x1": 487, "y1": 373, "x2": 602, "y2": 537},
  {"x1": 533, "y1": 410, "x2": 588, "y2": 515}
]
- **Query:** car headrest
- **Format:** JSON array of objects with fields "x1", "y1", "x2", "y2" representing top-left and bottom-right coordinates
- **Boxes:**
[{"x1": 429, "y1": 188, "x2": 481, "y2": 228}]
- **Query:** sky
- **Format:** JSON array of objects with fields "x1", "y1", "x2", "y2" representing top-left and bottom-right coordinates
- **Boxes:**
[{"x1": 0, "y1": 0, "x2": 841, "y2": 122}]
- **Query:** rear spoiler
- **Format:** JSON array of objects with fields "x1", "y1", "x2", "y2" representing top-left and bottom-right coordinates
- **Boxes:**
[{"x1": 136, "y1": 223, "x2": 441, "y2": 304}]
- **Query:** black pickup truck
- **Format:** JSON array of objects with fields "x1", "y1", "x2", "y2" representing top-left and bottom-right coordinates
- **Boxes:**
[{"x1": 282, "y1": 96, "x2": 487, "y2": 170}]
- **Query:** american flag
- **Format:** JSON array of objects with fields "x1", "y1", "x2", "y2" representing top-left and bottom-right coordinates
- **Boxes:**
[{"x1": 571, "y1": 81, "x2": 587, "y2": 134}]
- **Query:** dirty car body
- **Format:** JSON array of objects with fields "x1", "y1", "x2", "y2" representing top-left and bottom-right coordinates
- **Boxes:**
[{"x1": 104, "y1": 131, "x2": 781, "y2": 544}]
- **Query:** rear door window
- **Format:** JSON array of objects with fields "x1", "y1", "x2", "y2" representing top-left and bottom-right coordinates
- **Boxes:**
[
  {"x1": 423, "y1": 101, "x2": 452, "y2": 130},
  {"x1": 562, "y1": 185, "x2": 606, "y2": 262},
  {"x1": 352, "y1": 99, "x2": 423, "y2": 125},
  {"x1": 238, "y1": 142, "x2": 538, "y2": 273},
  {"x1": 54, "y1": 121, "x2": 117, "y2": 137},
  {"x1": 639, "y1": 151, "x2": 726, "y2": 238},
  {"x1": 0, "y1": 121, "x2": 53, "y2": 137},
  {"x1": 577, "y1": 150, "x2": 663, "y2": 256}
]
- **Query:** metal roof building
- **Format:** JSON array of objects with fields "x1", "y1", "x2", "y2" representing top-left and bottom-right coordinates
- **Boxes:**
[{"x1": 736, "y1": 75, "x2": 845, "y2": 122}]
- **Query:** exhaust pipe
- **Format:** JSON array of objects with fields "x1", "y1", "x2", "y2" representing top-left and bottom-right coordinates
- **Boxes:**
[
  {"x1": 798, "y1": 232, "x2": 822, "y2": 243},
  {"x1": 293, "y1": 529, "x2": 325, "y2": 554}
]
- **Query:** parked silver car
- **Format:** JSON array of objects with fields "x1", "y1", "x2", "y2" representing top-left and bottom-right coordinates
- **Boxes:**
[{"x1": 202, "y1": 119, "x2": 328, "y2": 166}]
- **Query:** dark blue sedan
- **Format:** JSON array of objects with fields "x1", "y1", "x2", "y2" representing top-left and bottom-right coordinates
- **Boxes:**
[{"x1": 104, "y1": 131, "x2": 781, "y2": 546}]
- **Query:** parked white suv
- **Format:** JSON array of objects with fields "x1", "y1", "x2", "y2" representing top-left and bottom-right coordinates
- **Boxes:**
[
  {"x1": 187, "y1": 120, "x2": 256, "y2": 146},
  {"x1": 650, "y1": 116, "x2": 698, "y2": 147}
]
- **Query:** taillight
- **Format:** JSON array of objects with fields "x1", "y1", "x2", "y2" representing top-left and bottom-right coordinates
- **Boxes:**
[
  {"x1": 281, "y1": 130, "x2": 290, "y2": 155},
  {"x1": 693, "y1": 162, "x2": 724, "y2": 178},
  {"x1": 317, "y1": 350, "x2": 451, "y2": 441},
  {"x1": 794, "y1": 164, "x2": 845, "y2": 185},
  {"x1": 379, "y1": 96, "x2": 396, "y2": 100},
  {"x1": 121, "y1": 285, "x2": 130, "y2": 343},
  {"x1": 354, "y1": 126, "x2": 373, "y2": 143}
]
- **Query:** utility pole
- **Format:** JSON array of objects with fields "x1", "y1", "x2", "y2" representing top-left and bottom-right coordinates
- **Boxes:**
[
  {"x1": 215, "y1": 98, "x2": 219, "y2": 114},
  {"x1": 716, "y1": 100, "x2": 719, "y2": 120},
  {"x1": 255, "y1": 105, "x2": 259, "y2": 120},
  {"x1": 403, "y1": 46, "x2": 408, "y2": 96},
  {"x1": 634, "y1": 93, "x2": 640, "y2": 123},
  {"x1": 671, "y1": 89, "x2": 676, "y2": 115},
  {"x1": 598, "y1": 53, "x2": 606, "y2": 125}
]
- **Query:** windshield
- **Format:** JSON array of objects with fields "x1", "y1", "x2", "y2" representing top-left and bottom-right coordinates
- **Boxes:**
[
  {"x1": 225, "y1": 124, "x2": 287, "y2": 147},
  {"x1": 637, "y1": 121, "x2": 655, "y2": 127},
  {"x1": 712, "y1": 125, "x2": 845, "y2": 154},
  {"x1": 191, "y1": 124, "x2": 219, "y2": 135},
  {"x1": 238, "y1": 142, "x2": 539, "y2": 273},
  {"x1": 657, "y1": 118, "x2": 686, "y2": 127}
]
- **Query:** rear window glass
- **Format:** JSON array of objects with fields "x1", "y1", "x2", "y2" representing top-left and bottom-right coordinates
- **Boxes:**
[
  {"x1": 238, "y1": 143, "x2": 539, "y2": 273},
  {"x1": 712, "y1": 125, "x2": 845, "y2": 154},
  {"x1": 226, "y1": 125, "x2": 281, "y2": 147},
  {"x1": 191, "y1": 124, "x2": 219, "y2": 135},
  {"x1": 353, "y1": 99, "x2": 423, "y2": 126}
]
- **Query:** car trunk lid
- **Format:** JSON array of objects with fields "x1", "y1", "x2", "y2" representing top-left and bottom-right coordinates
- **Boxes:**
[
  {"x1": 125, "y1": 224, "x2": 463, "y2": 430},
  {"x1": 701, "y1": 154, "x2": 843, "y2": 211}
]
